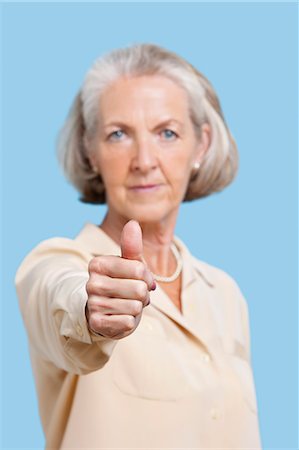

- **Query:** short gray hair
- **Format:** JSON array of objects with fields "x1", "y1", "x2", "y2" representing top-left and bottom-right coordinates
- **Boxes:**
[{"x1": 57, "y1": 43, "x2": 239, "y2": 204}]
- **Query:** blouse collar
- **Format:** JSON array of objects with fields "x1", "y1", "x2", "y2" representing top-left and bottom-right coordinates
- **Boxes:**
[{"x1": 75, "y1": 222, "x2": 215, "y2": 289}]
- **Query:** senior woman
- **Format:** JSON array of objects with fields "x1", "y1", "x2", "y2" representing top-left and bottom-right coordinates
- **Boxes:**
[{"x1": 15, "y1": 43, "x2": 262, "y2": 449}]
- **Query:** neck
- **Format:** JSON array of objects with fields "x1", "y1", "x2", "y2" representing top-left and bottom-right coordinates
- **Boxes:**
[{"x1": 100, "y1": 209, "x2": 180, "y2": 277}]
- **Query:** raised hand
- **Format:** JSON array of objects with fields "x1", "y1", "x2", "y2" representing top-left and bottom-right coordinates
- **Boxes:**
[{"x1": 85, "y1": 220, "x2": 155, "y2": 339}]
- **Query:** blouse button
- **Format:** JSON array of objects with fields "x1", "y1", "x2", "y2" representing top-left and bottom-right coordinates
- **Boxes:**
[
  {"x1": 210, "y1": 408, "x2": 221, "y2": 420},
  {"x1": 76, "y1": 324, "x2": 83, "y2": 337},
  {"x1": 146, "y1": 323, "x2": 154, "y2": 331},
  {"x1": 202, "y1": 352, "x2": 211, "y2": 363}
]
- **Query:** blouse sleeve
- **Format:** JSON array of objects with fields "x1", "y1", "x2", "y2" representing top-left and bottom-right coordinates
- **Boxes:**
[{"x1": 15, "y1": 238, "x2": 118, "y2": 375}]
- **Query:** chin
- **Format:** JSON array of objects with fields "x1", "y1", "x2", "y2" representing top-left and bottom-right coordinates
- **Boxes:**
[{"x1": 121, "y1": 203, "x2": 176, "y2": 224}]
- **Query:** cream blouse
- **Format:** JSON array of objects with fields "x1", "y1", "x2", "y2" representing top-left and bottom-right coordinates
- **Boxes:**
[{"x1": 15, "y1": 223, "x2": 262, "y2": 449}]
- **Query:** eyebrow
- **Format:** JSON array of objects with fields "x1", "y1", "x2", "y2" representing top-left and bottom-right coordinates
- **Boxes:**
[{"x1": 102, "y1": 118, "x2": 185, "y2": 131}]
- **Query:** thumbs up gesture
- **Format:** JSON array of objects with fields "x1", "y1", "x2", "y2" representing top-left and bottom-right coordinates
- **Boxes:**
[{"x1": 85, "y1": 220, "x2": 156, "y2": 340}]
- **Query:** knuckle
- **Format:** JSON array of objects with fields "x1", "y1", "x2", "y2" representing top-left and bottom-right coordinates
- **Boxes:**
[
  {"x1": 132, "y1": 300, "x2": 143, "y2": 315},
  {"x1": 88, "y1": 257, "x2": 107, "y2": 275},
  {"x1": 98, "y1": 278, "x2": 108, "y2": 295},
  {"x1": 85, "y1": 279, "x2": 94, "y2": 296},
  {"x1": 97, "y1": 316, "x2": 113, "y2": 335},
  {"x1": 88, "y1": 314, "x2": 101, "y2": 333},
  {"x1": 96, "y1": 297, "x2": 108, "y2": 310},
  {"x1": 124, "y1": 316, "x2": 135, "y2": 332},
  {"x1": 88, "y1": 258, "x2": 98, "y2": 274},
  {"x1": 144, "y1": 292, "x2": 150, "y2": 307},
  {"x1": 95, "y1": 258, "x2": 107, "y2": 275},
  {"x1": 135, "y1": 262, "x2": 147, "y2": 280},
  {"x1": 86, "y1": 276, "x2": 104, "y2": 296},
  {"x1": 85, "y1": 280, "x2": 91, "y2": 295},
  {"x1": 86, "y1": 295, "x2": 97, "y2": 309},
  {"x1": 136, "y1": 281, "x2": 148, "y2": 300}
]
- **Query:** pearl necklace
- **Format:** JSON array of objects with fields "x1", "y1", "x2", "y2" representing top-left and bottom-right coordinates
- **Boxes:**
[{"x1": 149, "y1": 243, "x2": 183, "y2": 283}]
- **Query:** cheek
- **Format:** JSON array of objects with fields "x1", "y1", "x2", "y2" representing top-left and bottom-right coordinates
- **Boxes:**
[
  {"x1": 164, "y1": 152, "x2": 193, "y2": 183},
  {"x1": 99, "y1": 154, "x2": 129, "y2": 187}
]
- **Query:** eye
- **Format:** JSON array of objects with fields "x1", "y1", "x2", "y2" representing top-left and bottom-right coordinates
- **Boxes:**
[
  {"x1": 160, "y1": 129, "x2": 178, "y2": 141},
  {"x1": 108, "y1": 129, "x2": 125, "y2": 141}
]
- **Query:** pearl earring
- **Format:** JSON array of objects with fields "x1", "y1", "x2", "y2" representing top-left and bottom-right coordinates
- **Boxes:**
[{"x1": 193, "y1": 162, "x2": 201, "y2": 171}]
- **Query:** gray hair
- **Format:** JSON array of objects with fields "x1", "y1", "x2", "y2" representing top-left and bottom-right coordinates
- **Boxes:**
[{"x1": 57, "y1": 43, "x2": 239, "y2": 204}]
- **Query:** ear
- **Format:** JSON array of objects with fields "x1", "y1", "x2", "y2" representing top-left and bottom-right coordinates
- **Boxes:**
[
  {"x1": 194, "y1": 122, "x2": 211, "y2": 164},
  {"x1": 88, "y1": 154, "x2": 99, "y2": 174}
]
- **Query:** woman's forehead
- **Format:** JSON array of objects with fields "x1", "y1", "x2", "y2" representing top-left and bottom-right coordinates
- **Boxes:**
[{"x1": 98, "y1": 75, "x2": 191, "y2": 125}]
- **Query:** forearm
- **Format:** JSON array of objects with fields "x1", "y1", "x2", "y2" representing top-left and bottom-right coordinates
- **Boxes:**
[{"x1": 15, "y1": 243, "x2": 117, "y2": 374}]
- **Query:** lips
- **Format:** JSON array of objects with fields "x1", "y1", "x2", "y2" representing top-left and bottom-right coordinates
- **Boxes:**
[
  {"x1": 130, "y1": 184, "x2": 158, "y2": 189},
  {"x1": 128, "y1": 183, "x2": 163, "y2": 192}
]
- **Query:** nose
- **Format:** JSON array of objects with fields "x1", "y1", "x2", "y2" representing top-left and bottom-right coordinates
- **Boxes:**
[{"x1": 131, "y1": 134, "x2": 158, "y2": 173}]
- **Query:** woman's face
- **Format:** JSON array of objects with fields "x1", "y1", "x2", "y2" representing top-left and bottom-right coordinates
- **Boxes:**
[{"x1": 89, "y1": 75, "x2": 210, "y2": 224}]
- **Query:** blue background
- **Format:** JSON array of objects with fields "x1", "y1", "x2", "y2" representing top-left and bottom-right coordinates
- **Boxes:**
[{"x1": 2, "y1": 2, "x2": 298, "y2": 449}]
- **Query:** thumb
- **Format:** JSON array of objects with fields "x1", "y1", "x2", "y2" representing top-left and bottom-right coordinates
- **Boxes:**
[{"x1": 121, "y1": 220, "x2": 143, "y2": 261}]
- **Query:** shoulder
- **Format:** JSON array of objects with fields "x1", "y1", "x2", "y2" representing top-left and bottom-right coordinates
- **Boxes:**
[
  {"x1": 15, "y1": 234, "x2": 92, "y2": 285},
  {"x1": 175, "y1": 234, "x2": 246, "y2": 296},
  {"x1": 191, "y1": 254, "x2": 251, "y2": 357},
  {"x1": 175, "y1": 234, "x2": 249, "y2": 313},
  {"x1": 19, "y1": 235, "x2": 92, "y2": 263},
  {"x1": 191, "y1": 255, "x2": 249, "y2": 318},
  {"x1": 192, "y1": 256, "x2": 242, "y2": 290},
  {"x1": 193, "y1": 254, "x2": 246, "y2": 293}
]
